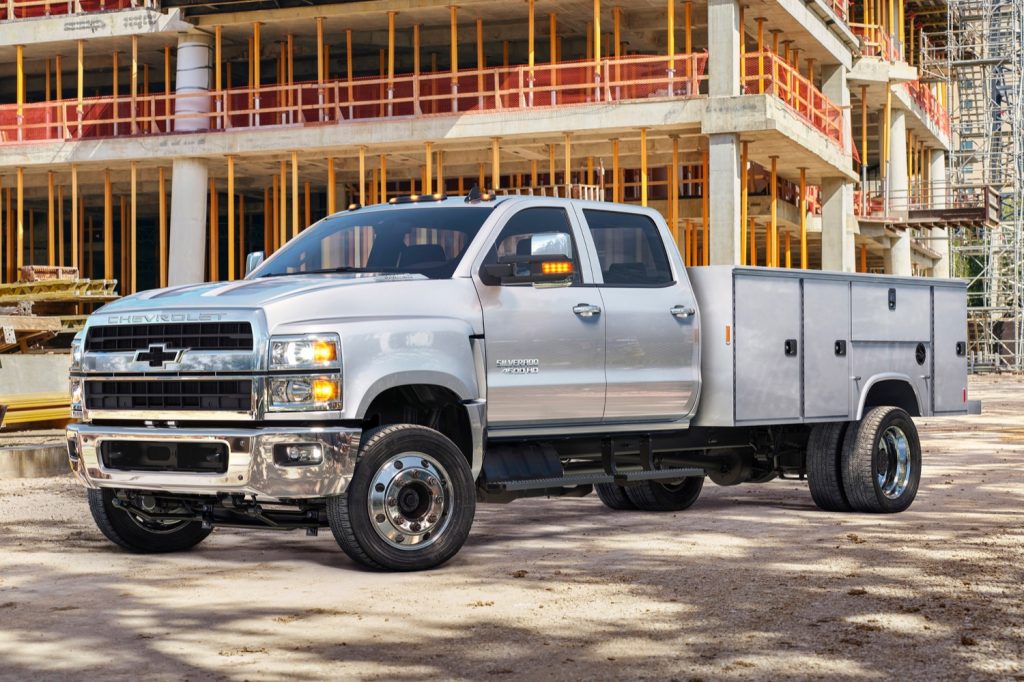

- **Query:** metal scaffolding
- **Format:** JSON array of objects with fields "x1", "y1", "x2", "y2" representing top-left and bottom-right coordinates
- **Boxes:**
[{"x1": 942, "y1": 0, "x2": 1024, "y2": 371}]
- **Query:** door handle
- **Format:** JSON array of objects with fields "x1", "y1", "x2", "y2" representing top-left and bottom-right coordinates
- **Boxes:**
[
  {"x1": 573, "y1": 303, "x2": 602, "y2": 317},
  {"x1": 670, "y1": 305, "x2": 696, "y2": 319}
]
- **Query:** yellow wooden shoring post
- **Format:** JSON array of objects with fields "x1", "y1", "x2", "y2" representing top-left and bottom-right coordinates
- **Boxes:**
[
  {"x1": 358, "y1": 147, "x2": 366, "y2": 206},
  {"x1": 304, "y1": 181, "x2": 311, "y2": 228},
  {"x1": 425, "y1": 142, "x2": 434, "y2": 195},
  {"x1": 158, "y1": 166, "x2": 166, "y2": 286},
  {"x1": 70, "y1": 166, "x2": 78, "y2": 271},
  {"x1": 279, "y1": 159, "x2": 287, "y2": 247},
  {"x1": 531, "y1": 159, "x2": 539, "y2": 187},
  {"x1": 749, "y1": 218, "x2": 757, "y2": 266},
  {"x1": 227, "y1": 156, "x2": 235, "y2": 280},
  {"x1": 667, "y1": 0, "x2": 675, "y2": 74},
  {"x1": 412, "y1": 24, "x2": 421, "y2": 113},
  {"x1": 58, "y1": 183, "x2": 64, "y2": 266},
  {"x1": 345, "y1": 28, "x2": 354, "y2": 114},
  {"x1": 16, "y1": 46, "x2": 24, "y2": 139},
  {"x1": 756, "y1": 18, "x2": 765, "y2": 94},
  {"x1": 247, "y1": 36, "x2": 254, "y2": 114},
  {"x1": 528, "y1": 0, "x2": 536, "y2": 84},
  {"x1": 131, "y1": 35, "x2": 139, "y2": 133},
  {"x1": 587, "y1": 157, "x2": 594, "y2": 186},
  {"x1": 639, "y1": 128, "x2": 649, "y2": 207},
  {"x1": 593, "y1": 0, "x2": 601, "y2": 80},
  {"x1": 253, "y1": 22, "x2": 261, "y2": 109},
  {"x1": 670, "y1": 137, "x2": 679, "y2": 246},
  {"x1": 387, "y1": 10, "x2": 397, "y2": 104},
  {"x1": 740, "y1": 141, "x2": 748, "y2": 265},
  {"x1": 784, "y1": 231, "x2": 792, "y2": 268},
  {"x1": 549, "y1": 13, "x2": 558, "y2": 97},
  {"x1": 897, "y1": 0, "x2": 904, "y2": 56},
  {"x1": 549, "y1": 143, "x2": 557, "y2": 187},
  {"x1": 611, "y1": 139, "x2": 620, "y2": 202},
  {"x1": 287, "y1": 33, "x2": 296, "y2": 120},
  {"x1": 769, "y1": 155, "x2": 778, "y2": 267},
  {"x1": 46, "y1": 172, "x2": 55, "y2": 266},
  {"x1": 476, "y1": 18, "x2": 485, "y2": 99},
  {"x1": 239, "y1": 193, "x2": 246, "y2": 275},
  {"x1": 291, "y1": 151, "x2": 299, "y2": 238},
  {"x1": 163, "y1": 45, "x2": 171, "y2": 131},
  {"x1": 489, "y1": 139, "x2": 500, "y2": 191},
  {"x1": 270, "y1": 176, "x2": 279, "y2": 252},
  {"x1": 478, "y1": 163, "x2": 486, "y2": 190},
  {"x1": 56, "y1": 53, "x2": 63, "y2": 126},
  {"x1": 112, "y1": 50, "x2": 120, "y2": 132},
  {"x1": 437, "y1": 149, "x2": 445, "y2": 193},
  {"x1": 313, "y1": 16, "x2": 324, "y2": 86},
  {"x1": 799, "y1": 167, "x2": 807, "y2": 269},
  {"x1": 327, "y1": 158, "x2": 336, "y2": 213},
  {"x1": 450, "y1": 5, "x2": 459, "y2": 103},
  {"x1": 263, "y1": 186, "x2": 271, "y2": 255},
  {"x1": 129, "y1": 161, "x2": 137, "y2": 291},
  {"x1": 685, "y1": 1, "x2": 693, "y2": 54},
  {"x1": 860, "y1": 243, "x2": 868, "y2": 272},
  {"x1": 701, "y1": 146, "x2": 709, "y2": 265},
  {"x1": 103, "y1": 170, "x2": 112, "y2": 279},
  {"x1": 613, "y1": 6, "x2": 621, "y2": 87},
  {"x1": 564, "y1": 133, "x2": 572, "y2": 191},
  {"x1": 76, "y1": 41, "x2": 85, "y2": 135},
  {"x1": 372, "y1": 155, "x2": 382, "y2": 203}
]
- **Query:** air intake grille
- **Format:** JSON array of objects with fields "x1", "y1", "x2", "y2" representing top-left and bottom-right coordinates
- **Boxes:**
[
  {"x1": 84, "y1": 322, "x2": 254, "y2": 352},
  {"x1": 85, "y1": 379, "x2": 253, "y2": 412}
]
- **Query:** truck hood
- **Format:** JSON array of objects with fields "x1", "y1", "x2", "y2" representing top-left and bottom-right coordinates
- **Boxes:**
[{"x1": 95, "y1": 274, "x2": 484, "y2": 334}]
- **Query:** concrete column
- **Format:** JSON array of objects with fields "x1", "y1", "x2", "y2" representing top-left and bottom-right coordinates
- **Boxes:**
[
  {"x1": 707, "y1": 0, "x2": 740, "y2": 97},
  {"x1": 886, "y1": 109, "x2": 911, "y2": 275},
  {"x1": 821, "y1": 177, "x2": 855, "y2": 272},
  {"x1": 820, "y1": 64, "x2": 851, "y2": 155},
  {"x1": 707, "y1": 133, "x2": 742, "y2": 264},
  {"x1": 174, "y1": 33, "x2": 212, "y2": 133},
  {"x1": 168, "y1": 158, "x2": 209, "y2": 285},
  {"x1": 930, "y1": 148, "x2": 949, "y2": 277}
]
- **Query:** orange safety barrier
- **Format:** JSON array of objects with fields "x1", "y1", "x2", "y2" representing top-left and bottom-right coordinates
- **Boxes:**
[
  {"x1": 902, "y1": 80, "x2": 950, "y2": 137},
  {"x1": 850, "y1": 23, "x2": 901, "y2": 62},
  {"x1": 827, "y1": 0, "x2": 849, "y2": 22},
  {"x1": 0, "y1": 0, "x2": 136, "y2": 21},
  {"x1": 743, "y1": 50, "x2": 846, "y2": 152},
  {"x1": 0, "y1": 53, "x2": 708, "y2": 146}
]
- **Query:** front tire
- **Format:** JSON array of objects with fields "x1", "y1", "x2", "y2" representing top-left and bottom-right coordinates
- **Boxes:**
[
  {"x1": 327, "y1": 424, "x2": 476, "y2": 571},
  {"x1": 841, "y1": 407, "x2": 922, "y2": 513},
  {"x1": 87, "y1": 489, "x2": 212, "y2": 553},
  {"x1": 624, "y1": 477, "x2": 704, "y2": 512}
]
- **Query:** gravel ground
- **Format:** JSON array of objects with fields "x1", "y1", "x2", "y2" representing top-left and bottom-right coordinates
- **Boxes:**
[{"x1": 0, "y1": 376, "x2": 1021, "y2": 681}]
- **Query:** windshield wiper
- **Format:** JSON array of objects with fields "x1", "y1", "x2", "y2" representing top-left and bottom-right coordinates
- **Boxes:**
[{"x1": 258, "y1": 266, "x2": 374, "y2": 278}]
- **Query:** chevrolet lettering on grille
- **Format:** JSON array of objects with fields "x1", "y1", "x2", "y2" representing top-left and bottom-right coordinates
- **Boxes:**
[{"x1": 134, "y1": 344, "x2": 185, "y2": 368}]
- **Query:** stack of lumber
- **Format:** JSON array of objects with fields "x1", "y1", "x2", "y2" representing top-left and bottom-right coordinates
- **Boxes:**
[{"x1": 0, "y1": 392, "x2": 71, "y2": 427}]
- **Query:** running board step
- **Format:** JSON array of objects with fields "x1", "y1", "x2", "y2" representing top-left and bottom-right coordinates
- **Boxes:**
[{"x1": 486, "y1": 467, "x2": 705, "y2": 492}]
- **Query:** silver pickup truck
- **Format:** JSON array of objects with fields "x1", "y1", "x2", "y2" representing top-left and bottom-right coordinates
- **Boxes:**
[{"x1": 66, "y1": 194, "x2": 976, "y2": 571}]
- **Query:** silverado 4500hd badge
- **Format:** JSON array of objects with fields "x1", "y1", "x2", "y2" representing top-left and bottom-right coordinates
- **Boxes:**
[{"x1": 496, "y1": 358, "x2": 540, "y2": 374}]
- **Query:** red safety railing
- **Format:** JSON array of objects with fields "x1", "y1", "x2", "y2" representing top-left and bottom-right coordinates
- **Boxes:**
[
  {"x1": 903, "y1": 80, "x2": 950, "y2": 137},
  {"x1": 827, "y1": 0, "x2": 849, "y2": 22},
  {"x1": 743, "y1": 50, "x2": 846, "y2": 152},
  {"x1": 850, "y1": 23, "x2": 901, "y2": 61},
  {"x1": 0, "y1": 53, "x2": 708, "y2": 145},
  {"x1": 0, "y1": 0, "x2": 138, "y2": 21}
]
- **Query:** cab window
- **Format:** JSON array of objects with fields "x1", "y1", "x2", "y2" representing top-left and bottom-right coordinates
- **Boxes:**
[
  {"x1": 584, "y1": 209, "x2": 673, "y2": 286},
  {"x1": 480, "y1": 207, "x2": 581, "y2": 286}
]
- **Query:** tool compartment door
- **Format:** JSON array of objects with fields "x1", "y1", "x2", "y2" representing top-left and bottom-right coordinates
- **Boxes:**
[
  {"x1": 932, "y1": 286, "x2": 969, "y2": 413},
  {"x1": 734, "y1": 274, "x2": 802, "y2": 422},
  {"x1": 803, "y1": 279, "x2": 852, "y2": 419}
]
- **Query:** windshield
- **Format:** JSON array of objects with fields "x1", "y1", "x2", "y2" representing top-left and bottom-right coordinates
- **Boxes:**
[{"x1": 251, "y1": 206, "x2": 496, "y2": 279}]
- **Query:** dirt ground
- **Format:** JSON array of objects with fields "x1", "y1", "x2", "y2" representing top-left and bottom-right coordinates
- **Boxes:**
[{"x1": 0, "y1": 377, "x2": 1021, "y2": 681}]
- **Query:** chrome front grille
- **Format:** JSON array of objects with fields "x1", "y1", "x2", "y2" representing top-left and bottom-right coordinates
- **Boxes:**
[
  {"x1": 84, "y1": 322, "x2": 254, "y2": 352},
  {"x1": 84, "y1": 379, "x2": 254, "y2": 412}
]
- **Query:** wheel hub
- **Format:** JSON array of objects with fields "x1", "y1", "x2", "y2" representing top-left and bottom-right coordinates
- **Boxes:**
[
  {"x1": 876, "y1": 425, "x2": 912, "y2": 499},
  {"x1": 368, "y1": 453, "x2": 451, "y2": 550}
]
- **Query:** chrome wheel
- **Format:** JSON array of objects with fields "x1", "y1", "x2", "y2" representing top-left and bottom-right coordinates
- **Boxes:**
[
  {"x1": 367, "y1": 452, "x2": 451, "y2": 550},
  {"x1": 876, "y1": 425, "x2": 912, "y2": 499}
]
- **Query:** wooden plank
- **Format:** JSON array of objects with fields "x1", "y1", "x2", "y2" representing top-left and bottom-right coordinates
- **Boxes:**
[{"x1": 0, "y1": 315, "x2": 62, "y2": 333}]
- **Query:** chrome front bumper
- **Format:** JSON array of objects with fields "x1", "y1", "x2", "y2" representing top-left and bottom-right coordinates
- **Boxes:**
[{"x1": 66, "y1": 423, "x2": 361, "y2": 500}]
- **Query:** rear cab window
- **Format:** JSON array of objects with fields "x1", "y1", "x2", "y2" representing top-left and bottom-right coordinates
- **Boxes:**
[{"x1": 583, "y1": 209, "x2": 674, "y2": 286}]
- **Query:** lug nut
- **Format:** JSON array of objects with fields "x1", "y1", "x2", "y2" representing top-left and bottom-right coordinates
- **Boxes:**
[
  {"x1": 427, "y1": 514, "x2": 437, "y2": 523},
  {"x1": 421, "y1": 459, "x2": 430, "y2": 469},
  {"x1": 435, "y1": 496, "x2": 444, "y2": 504},
  {"x1": 387, "y1": 497, "x2": 397, "y2": 506},
  {"x1": 410, "y1": 522, "x2": 421, "y2": 532},
  {"x1": 395, "y1": 534, "x2": 405, "y2": 543}
]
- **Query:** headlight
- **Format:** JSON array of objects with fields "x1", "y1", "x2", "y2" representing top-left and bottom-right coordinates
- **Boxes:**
[
  {"x1": 70, "y1": 334, "x2": 84, "y2": 371},
  {"x1": 268, "y1": 375, "x2": 341, "y2": 412},
  {"x1": 269, "y1": 334, "x2": 340, "y2": 370}
]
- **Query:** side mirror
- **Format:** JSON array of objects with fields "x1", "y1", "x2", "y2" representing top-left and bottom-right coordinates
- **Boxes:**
[
  {"x1": 482, "y1": 232, "x2": 575, "y2": 285},
  {"x1": 245, "y1": 251, "x2": 265, "y2": 276}
]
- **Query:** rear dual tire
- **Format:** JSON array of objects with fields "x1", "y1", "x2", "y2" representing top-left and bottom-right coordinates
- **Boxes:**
[{"x1": 596, "y1": 477, "x2": 704, "y2": 512}]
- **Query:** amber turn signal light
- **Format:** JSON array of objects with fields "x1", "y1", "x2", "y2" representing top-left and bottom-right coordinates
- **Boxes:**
[{"x1": 541, "y1": 261, "x2": 573, "y2": 275}]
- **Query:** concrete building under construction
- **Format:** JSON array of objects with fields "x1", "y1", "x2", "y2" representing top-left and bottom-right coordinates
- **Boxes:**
[{"x1": 0, "y1": 0, "x2": 982, "y2": 296}]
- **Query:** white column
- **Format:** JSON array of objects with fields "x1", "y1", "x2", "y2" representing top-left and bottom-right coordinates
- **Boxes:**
[
  {"x1": 707, "y1": 0, "x2": 740, "y2": 97},
  {"x1": 930, "y1": 148, "x2": 950, "y2": 277},
  {"x1": 168, "y1": 158, "x2": 209, "y2": 285},
  {"x1": 821, "y1": 177, "x2": 855, "y2": 271},
  {"x1": 174, "y1": 33, "x2": 212, "y2": 133},
  {"x1": 887, "y1": 109, "x2": 911, "y2": 275},
  {"x1": 708, "y1": 133, "x2": 742, "y2": 264}
]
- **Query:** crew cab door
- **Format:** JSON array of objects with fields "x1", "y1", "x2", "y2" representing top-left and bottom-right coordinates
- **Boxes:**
[
  {"x1": 575, "y1": 206, "x2": 700, "y2": 423},
  {"x1": 472, "y1": 205, "x2": 606, "y2": 428}
]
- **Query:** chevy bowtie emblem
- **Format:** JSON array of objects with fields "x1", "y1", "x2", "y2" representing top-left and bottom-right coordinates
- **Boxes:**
[{"x1": 135, "y1": 344, "x2": 185, "y2": 368}]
